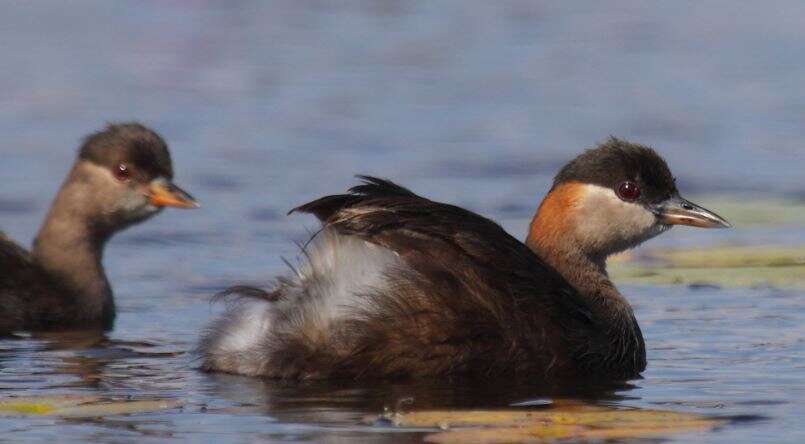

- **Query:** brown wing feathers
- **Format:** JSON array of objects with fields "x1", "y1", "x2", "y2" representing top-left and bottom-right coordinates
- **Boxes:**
[
  {"x1": 290, "y1": 175, "x2": 419, "y2": 223},
  {"x1": 285, "y1": 176, "x2": 600, "y2": 379}
]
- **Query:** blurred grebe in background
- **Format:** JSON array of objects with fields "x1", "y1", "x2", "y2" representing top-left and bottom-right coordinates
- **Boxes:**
[
  {"x1": 0, "y1": 123, "x2": 198, "y2": 334},
  {"x1": 201, "y1": 138, "x2": 729, "y2": 383}
]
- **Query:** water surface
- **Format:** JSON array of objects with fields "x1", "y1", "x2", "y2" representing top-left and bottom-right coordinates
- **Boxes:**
[{"x1": 0, "y1": 1, "x2": 804, "y2": 442}]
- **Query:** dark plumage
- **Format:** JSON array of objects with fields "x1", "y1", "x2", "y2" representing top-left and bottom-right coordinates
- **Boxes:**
[
  {"x1": 200, "y1": 139, "x2": 730, "y2": 384},
  {"x1": 0, "y1": 123, "x2": 197, "y2": 334},
  {"x1": 554, "y1": 137, "x2": 677, "y2": 204},
  {"x1": 289, "y1": 177, "x2": 640, "y2": 381},
  {"x1": 80, "y1": 123, "x2": 174, "y2": 180}
]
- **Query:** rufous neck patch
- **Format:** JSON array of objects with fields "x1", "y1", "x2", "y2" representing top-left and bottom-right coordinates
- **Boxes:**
[{"x1": 526, "y1": 182, "x2": 585, "y2": 256}]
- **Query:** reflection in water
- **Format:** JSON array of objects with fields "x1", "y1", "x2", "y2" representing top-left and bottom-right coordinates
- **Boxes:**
[
  {"x1": 203, "y1": 374, "x2": 636, "y2": 429},
  {"x1": 42, "y1": 333, "x2": 182, "y2": 391},
  {"x1": 157, "y1": 374, "x2": 761, "y2": 442},
  {"x1": 0, "y1": 332, "x2": 182, "y2": 393}
]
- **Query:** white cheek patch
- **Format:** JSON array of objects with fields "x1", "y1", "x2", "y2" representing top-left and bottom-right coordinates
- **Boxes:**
[
  {"x1": 86, "y1": 162, "x2": 154, "y2": 218},
  {"x1": 118, "y1": 192, "x2": 151, "y2": 214},
  {"x1": 573, "y1": 184, "x2": 661, "y2": 254}
]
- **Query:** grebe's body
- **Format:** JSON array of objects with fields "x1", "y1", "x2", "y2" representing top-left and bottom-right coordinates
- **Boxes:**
[
  {"x1": 201, "y1": 139, "x2": 729, "y2": 382},
  {"x1": 0, "y1": 123, "x2": 197, "y2": 334}
]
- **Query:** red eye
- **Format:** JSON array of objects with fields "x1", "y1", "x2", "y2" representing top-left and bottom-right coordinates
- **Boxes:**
[
  {"x1": 616, "y1": 181, "x2": 641, "y2": 202},
  {"x1": 114, "y1": 163, "x2": 131, "y2": 181}
]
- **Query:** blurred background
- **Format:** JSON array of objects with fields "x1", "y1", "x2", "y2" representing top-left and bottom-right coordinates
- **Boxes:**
[
  {"x1": 2, "y1": 0, "x2": 803, "y2": 282},
  {"x1": 0, "y1": 1, "x2": 804, "y2": 443}
]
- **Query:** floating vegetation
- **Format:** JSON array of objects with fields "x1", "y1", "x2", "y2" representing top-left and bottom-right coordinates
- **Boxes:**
[
  {"x1": 700, "y1": 196, "x2": 805, "y2": 227},
  {"x1": 610, "y1": 246, "x2": 805, "y2": 289},
  {"x1": 376, "y1": 402, "x2": 724, "y2": 443},
  {"x1": 0, "y1": 396, "x2": 181, "y2": 418},
  {"x1": 603, "y1": 194, "x2": 805, "y2": 289}
]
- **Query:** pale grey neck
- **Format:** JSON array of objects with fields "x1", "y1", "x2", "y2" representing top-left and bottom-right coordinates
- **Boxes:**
[{"x1": 31, "y1": 168, "x2": 114, "y2": 321}]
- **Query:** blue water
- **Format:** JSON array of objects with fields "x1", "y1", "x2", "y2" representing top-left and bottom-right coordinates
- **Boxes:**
[{"x1": 0, "y1": 1, "x2": 803, "y2": 442}]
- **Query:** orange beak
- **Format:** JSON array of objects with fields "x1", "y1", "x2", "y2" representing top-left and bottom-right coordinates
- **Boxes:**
[{"x1": 146, "y1": 180, "x2": 199, "y2": 209}]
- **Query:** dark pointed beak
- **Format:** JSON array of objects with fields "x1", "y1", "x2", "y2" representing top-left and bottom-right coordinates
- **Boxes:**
[
  {"x1": 652, "y1": 195, "x2": 731, "y2": 229},
  {"x1": 146, "y1": 179, "x2": 199, "y2": 209}
]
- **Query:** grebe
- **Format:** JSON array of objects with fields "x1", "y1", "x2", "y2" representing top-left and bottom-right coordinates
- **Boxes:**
[
  {"x1": 0, "y1": 123, "x2": 198, "y2": 334},
  {"x1": 201, "y1": 138, "x2": 729, "y2": 382}
]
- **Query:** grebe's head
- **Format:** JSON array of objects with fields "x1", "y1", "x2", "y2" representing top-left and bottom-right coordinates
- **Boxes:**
[
  {"x1": 529, "y1": 138, "x2": 730, "y2": 260},
  {"x1": 70, "y1": 122, "x2": 199, "y2": 234}
]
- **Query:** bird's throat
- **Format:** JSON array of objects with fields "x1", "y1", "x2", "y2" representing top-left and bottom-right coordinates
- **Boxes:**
[
  {"x1": 526, "y1": 183, "x2": 617, "y2": 299},
  {"x1": 32, "y1": 171, "x2": 114, "y2": 323}
]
